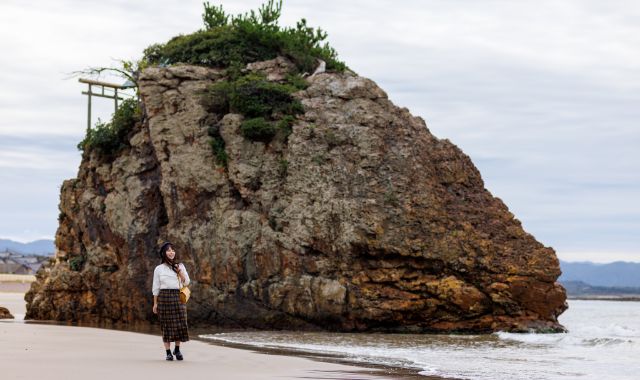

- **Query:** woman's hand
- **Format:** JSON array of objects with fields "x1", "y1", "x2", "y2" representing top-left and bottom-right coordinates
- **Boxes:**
[{"x1": 153, "y1": 303, "x2": 158, "y2": 314}]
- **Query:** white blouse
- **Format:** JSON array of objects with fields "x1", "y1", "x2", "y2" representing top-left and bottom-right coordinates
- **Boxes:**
[{"x1": 152, "y1": 263, "x2": 190, "y2": 296}]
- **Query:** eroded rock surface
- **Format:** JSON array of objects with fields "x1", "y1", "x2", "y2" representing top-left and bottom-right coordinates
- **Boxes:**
[
  {"x1": 0, "y1": 306, "x2": 13, "y2": 319},
  {"x1": 25, "y1": 59, "x2": 567, "y2": 332}
]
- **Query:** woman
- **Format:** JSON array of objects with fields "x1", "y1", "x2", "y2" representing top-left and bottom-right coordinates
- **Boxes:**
[{"x1": 152, "y1": 242, "x2": 190, "y2": 361}]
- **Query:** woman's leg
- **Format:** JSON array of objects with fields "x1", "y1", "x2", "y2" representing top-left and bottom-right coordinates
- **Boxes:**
[
  {"x1": 164, "y1": 340, "x2": 173, "y2": 360},
  {"x1": 173, "y1": 341, "x2": 183, "y2": 360}
]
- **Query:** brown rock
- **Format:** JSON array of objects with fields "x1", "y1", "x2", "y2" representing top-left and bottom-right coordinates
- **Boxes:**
[
  {"x1": 25, "y1": 59, "x2": 567, "y2": 332},
  {"x1": 0, "y1": 306, "x2": 13, "y2": 319}
]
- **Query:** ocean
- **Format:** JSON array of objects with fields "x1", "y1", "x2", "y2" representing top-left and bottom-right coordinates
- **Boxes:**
[{"x1": 200, "y1": 300, "x2": 640, "y2": 379}]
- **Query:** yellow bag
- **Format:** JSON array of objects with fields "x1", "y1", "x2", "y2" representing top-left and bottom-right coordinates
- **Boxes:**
[
  {"x1": 177, "y1": 269, "x2": 190, "y2": 304},
  {"x1": 179, "y1": 285, "x2": 191, "y2": 304}
]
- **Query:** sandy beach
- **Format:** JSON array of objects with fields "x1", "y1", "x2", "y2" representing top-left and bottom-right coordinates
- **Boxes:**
[{"x1": 0, "y1": 291, "x2": 409, "y2": 380}]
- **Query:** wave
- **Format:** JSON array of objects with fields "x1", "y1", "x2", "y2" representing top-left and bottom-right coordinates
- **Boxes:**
[
  {"x1": 496, "y1": 323, "x2": 638, "y2": 348},
  {"x1": 199, "y1": 301, "x2": 640, "y2": 379},
  {"x1": 201, "y1": 333, "x2": 441, "y2": 376}
]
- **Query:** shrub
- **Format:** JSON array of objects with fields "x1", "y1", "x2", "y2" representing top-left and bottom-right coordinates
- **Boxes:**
[
  {"x1": 207, "y1": 124, "x2": 228, "y2": 167},
  {"x1": 276, "y1": 115, "x2": 295, "y2": 138},
  {"x1": 69, "y1": 255, "x2": 86, "y2": 272},
  {"x1": 202, "y1": 74, "x2": 303, "y2": 118},
  {"x1": 230, "y1": 74, "x2": 302, "y2": 117},
  {"x1": 240, "y1": 117, "x2": 276, "y2": 141},
  {"x1": 201, "y1": 80, "x2": 232, "y2": 114},
  {"x1": 202, "y1": 2, "x2": 229, "y2": 29},
  {"x1": 209, "y1": 137, "x2": 228, "y2": 167},
  {"x1": 285, "y1": 73, "x2": 309, "y2": 91},
  {"x1": 279, "y1": 18, "x2": 345, "y2": 72},
  {"x1": 149, "y1": 27, "x2": 278, "y2": 69},
  {"x1": 77, "y1": 98, "x2": 141, "y2": 156},
  {"x1": 144, "y1": 0, "x2": 347, "y2": 74},
  {"x1": 202, "y1": 73, "x2": 302, "y2": 143}
]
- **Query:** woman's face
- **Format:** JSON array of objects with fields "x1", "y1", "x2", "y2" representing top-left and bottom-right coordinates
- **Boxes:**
[{"x1": 166, "y1": 246, "x2": 176, "y2": 260}]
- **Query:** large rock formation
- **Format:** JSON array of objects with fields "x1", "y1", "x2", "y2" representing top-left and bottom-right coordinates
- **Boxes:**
[{"x1": 25, "y1": 59, "x2": 567, "y2": 332}]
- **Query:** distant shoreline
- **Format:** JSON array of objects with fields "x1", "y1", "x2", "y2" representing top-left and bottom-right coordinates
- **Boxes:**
[
  {"x1": 0, "y1": 275, "x2": 35, "y2": 293},
  {"x1": 567, "y1": 296, "x2": 640, "y2": 302}
]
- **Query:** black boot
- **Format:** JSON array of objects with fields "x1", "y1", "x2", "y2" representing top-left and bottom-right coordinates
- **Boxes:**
[
  {"x1": 173, "y1": 346, "x2": 183, "y2": 361},
  {"x1": 165, "y1": 349, "x2": 173, "y2": 361}
]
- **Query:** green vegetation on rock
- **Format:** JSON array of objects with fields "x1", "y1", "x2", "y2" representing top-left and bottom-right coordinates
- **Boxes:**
[
  {"x1": 275, "y1": 115, "x2": 295, "y2": 137},
  {"x1": 144, "y1": 0, "x2": 346, "y2": 73},
  {"x1": 77, "y1": 98, "x2": 141, "y2": 156},
  {"x1": 240, "y1": 117, "x2": 277, "y2": 141},
  {"x1": 202, "y1": 73, "x2": 303, "y2": 143},
  {"x1": 208, "y1": 133, "x2": 228, "y2": 167},
  {"x1": 78, "y1": 1, "x2": 340, "y2": 164},
  {"x1": 68, "y1": 255, "x2": 86, "y2": 272},
  {"x1": 230, "y1": 73, "x2": 304, "y2": 117}
]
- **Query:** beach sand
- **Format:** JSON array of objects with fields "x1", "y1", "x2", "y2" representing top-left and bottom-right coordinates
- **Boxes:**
[{"x1": 0, "y1": 291, "x2": 409, "y2": 380}]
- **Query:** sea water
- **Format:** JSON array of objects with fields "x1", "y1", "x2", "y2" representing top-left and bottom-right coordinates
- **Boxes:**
[{"x1": 200, "y1": 300, "x2": 640, "y2": 379}]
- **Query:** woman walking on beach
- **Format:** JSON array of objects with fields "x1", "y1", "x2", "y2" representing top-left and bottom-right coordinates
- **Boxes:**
[{"x1": 152, "y1": 242, "x2": 190, "y2": 361}]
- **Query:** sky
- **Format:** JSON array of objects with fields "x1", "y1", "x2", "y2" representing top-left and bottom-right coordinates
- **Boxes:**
[{"x1": 0, "y1": 0, "x2": 638, "y2": 263}]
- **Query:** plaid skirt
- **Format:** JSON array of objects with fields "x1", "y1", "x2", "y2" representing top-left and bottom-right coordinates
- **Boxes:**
[{"x1": 158, "y1": 289, "x2": 189, "y2": 342}]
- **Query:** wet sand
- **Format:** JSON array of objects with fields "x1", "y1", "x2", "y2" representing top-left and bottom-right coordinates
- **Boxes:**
[{"x1": 0, "y1": 291, "x2": 420, "y2": 379}]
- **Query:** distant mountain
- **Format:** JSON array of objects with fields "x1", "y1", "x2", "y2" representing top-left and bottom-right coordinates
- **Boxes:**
[
  {"x1": 560, "y1": 260, "x2": 640, "y2": 288},
  {"x1": 561, "y1": 280, "x2": 640, "y2": 299},
  {"x1": 0, "y1": 239, "x2": 55, "y2": 256}
]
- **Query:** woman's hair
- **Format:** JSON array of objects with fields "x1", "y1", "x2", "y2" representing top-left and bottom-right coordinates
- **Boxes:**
[{"x1": 158, "y1": 242, "x2": 179, "y2": 273}]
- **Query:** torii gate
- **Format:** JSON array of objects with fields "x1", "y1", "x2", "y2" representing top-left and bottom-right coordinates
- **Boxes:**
[{"x1": 79, "y1": 78, "x2": 136, "y2": 130}]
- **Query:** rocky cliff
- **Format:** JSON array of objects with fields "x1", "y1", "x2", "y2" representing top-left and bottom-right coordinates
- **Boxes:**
[{"x1": 25, "y1": 59, "x2": 567, "y2": 332}]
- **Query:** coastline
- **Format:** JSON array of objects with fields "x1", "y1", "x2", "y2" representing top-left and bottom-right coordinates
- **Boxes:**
[
  {"x1": 194, "y1": 333, "x2": 433, "y2": 379},
  {"x1": 567, "y1": 296, "x2": 640, "y2": 302},
  {"x1": 0, "y1": 290, "x2": 440, "y2": 379}
]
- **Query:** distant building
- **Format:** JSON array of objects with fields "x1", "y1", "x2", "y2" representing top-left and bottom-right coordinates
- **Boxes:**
[{"x1": 0, "y1": 250, "x2": 49, "y2": 274}]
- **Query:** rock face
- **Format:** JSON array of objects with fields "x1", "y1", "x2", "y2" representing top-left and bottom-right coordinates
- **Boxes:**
[
  {"x1": 0, "y1": 306, "x2": 14, "y2": 319},
  {"x1": 25, "y1": 59, "x2": 567, "y2": 332}
]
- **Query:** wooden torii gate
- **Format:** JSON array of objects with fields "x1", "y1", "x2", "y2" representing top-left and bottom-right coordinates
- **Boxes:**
[{"x1": 79, "y1": 78, "x2": 135, "y2": 130}]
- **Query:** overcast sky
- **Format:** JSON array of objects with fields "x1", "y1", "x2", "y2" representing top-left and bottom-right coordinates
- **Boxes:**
[{"x1": 1, "y1": 0, "x2": 638, "y2": 263}]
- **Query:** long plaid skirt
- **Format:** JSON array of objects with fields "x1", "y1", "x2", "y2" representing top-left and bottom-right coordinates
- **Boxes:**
[{"x1": 158, "y1": 289, "x2": 189, "y2": 342}]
